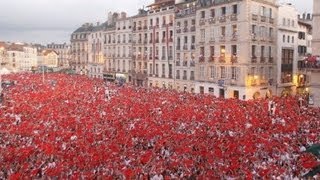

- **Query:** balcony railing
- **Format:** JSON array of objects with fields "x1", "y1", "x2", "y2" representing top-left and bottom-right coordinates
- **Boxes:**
[
  {"x1": 251, "y1": 56, "x2": 258, "y2": 63},
  {"x1": 176, "y1": 46, "x2": 181, "y2": 50},
  {"x1": 183, "y1": 76, "x2": 187, "y2": 80},
  {"x1": 220, "y1": 36, "x2": 226, "y2": 42},
  {"x1": 208, "y1": 18, "x2": 216, "y2": 24},
  {"x1": 269, "y1": 57, "x2": 274, "y2": 63},
  {"x1": 231, "y1": 34, "x2": 238, "y2": 41},
  {"x1": 176, "y1": 29, "x2": 181, "y2": 34},
  {"x1": 252, "y1": 14, "x2": 258, "y2": 21},
  {"x1": 208, "y1": 56, "x2": 215, "y2": 62},
  {"x1": 191, "y1": 44, "x2": 195, "y2": 50},
  {"x1": 183, "y1": 61, "x2": 188, "y2": 67},
  {"x1": 190, "y1": 26, "x2": 196, "y2": 32},
  {"x1": 260, "y1": 57, "x2": 266, "y2": 63},
  {"x1": 230, "y1": 14, "x2": 237, "y2": 21},
  {"x1": 183, "y1": 27, "x2": 189, "y2": 33},
  {"x1": 219, "y1": 56, "x2": 226, "y2": 63},
  {"x1": 269, "y1": 18, "x2": 274, "y2": 24},
  {"x1": 199, "y1": 56, "x2": 205, "y2": 62},
  {"x1": 261, "y1": 16, "x2": 267, "y2": 22},
  {"x1": 219, "y1": 16, "x2": 226, "y2": 23},
  {"x1": 183, "y1": 44, "x2": 188, "y2": 50},
  {"x1": 190, "y1": 61, "x2": 195, "y2": 67},
  {"x1": 231, "y1": 56, "x2": 238, "y2": 64},
  {"x1": 199, "y1": 19, "x2": 206, "y2": 26}
]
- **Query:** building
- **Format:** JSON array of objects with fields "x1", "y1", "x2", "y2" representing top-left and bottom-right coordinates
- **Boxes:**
[
  {"x1": 147, "y1": 0, "x2": 175, "y2": 89},
  {"x1": 174, "y1": 0, "x2": 197, "y2": 93},
  {"x1": 70, "y1": 23, "x2": 94, "y2": 74},
  {"x1": 88, "y1": 22, "x2": 106, "y2": 79},
  {"x1": 276, "y1": 3, "x2": 299, "y2": 96},
  {"x1": 104, "y1": 13, "x2": 120, "y2": 82},
  {"x1": 194, "y1": 0, "x2": 277, "y2": 100},
  {"x1": 114, "y1": 12, "x2": 133, "y2": 82},
  {"x1": 47, "y1": 43, "x2": 71, "y2": 68},
  {"x1": 131, "y1": 9, "x2": 149, "y2": 86},
  {"x1": 38, "y1": 49, "x2": 59, "y2": 68},
  {"x1": 6, "y1": 43, "x2": 38, "y2": 72}
]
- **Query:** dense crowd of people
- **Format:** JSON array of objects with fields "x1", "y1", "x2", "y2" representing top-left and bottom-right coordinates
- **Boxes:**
[{"x1": 0, "y1": 73, "x2": 319, "y2": 179}]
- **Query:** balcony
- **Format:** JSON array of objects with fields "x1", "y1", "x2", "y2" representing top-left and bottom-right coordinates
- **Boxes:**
[
  {"x1": 231, "y1": 56, "x2": 238, "y2": 64},
  {"x1": 220, "y1": 36, "x2": 226, "y2": 42},
  {"x1": 260, "y1": 57, "x2": 266, "y2": 63},
  {"x1": 268, "y1": 57, "x2": 274, "y2": 63},
  {"x1": 176, "y1": 46, "x2": 181, "y2": 50},
  {"x1": 169, "y1": 38, "x2": 173, "y2": 43},
  {"x1": 251, "y1": 56, "x2": 258, "y2": 63},
  {"x1": 199, "y1": 19, "x2": 206, "y2": 26},
  {"x1": 208, "y1": 56, "x2": 215, "y2": 62},
  {"x1": 190, "y1": 76, "x2": 195, "y2": 80},
  {"x1": 143, "y1": 26, "x2": 148, "y2": 30},
  {"x1": 190, "y1": 26, "x2": 196, "y2": 32},
  {"x1": 199, "y1": 56, "x2": 205, "y2": 63},
  {"x1": 190, "y1": 44, "x2": 195, "y2": 50},
  {"x1": 161, "y1": 56, "x2": 166, "y2": 60},
  {"x1": 219, "y1": 16, "x2": 226, "y2": 23},
  {"x1": 162, "y1": 39, "x2": 166, "y2": 43},
  {"x1": 162, "y1": 74, "x2": 166, "y2": 78},
  {"x1": 252, "y1": 14, "x2": 258, "y2": 21},
  {"x1": 176, "y1": 75, "x2": 180, "y2": 79},
  {"x1": 281, "y1": 64, "x2": 293, "y2": 72},
  {"x1": 190, "y1": 61, "x2": 195, "y2": 67},
  {"x1": 133, "y1": 27, "x2": 137, "y2": 31},
  {"x1": 183, "y1": 76, "x2": 187, "y2": 80},
  {"x1": 269, "y1": 18, "x2": 274, "y2": 24},
  {"x1": 251, "y1": 34, "x2": 257, "y2": 41},
  {"x1": 261, "y1": 16, "x2": 267, "y2": 22},
  {"x1": 183, "y1": 27, "x2": 189, "y2": 33},
  {"x1": 155, "y1": 39, "x2": 159, "y2": 43},
  {"x1": 219, "y1": 56, "x2": 226, "y2": 63},
  {"x1": 208, "y1": 18, "x2": 216, "y2": 24},
  {"x1": 176, "y1": 29, "x2": 182, "y2": 34},
  {"x1": 183, "y1": 44, "x2": 188, "y2": 50},
  {"x1": 209, "y1": 38, "x2": 215, "y2": 43},
  {"x1": 183, "y1": 61, "x2": 188, "y2": 67},
  {"x1": 230, "y1": 14, "x2": 237, "y2": 21},
  {"x1": 168, "y1": 56, "x2": 173, "y2": 60},
  {"x1": 231, "y1": 34, "x2": 238, "y2": 41}
]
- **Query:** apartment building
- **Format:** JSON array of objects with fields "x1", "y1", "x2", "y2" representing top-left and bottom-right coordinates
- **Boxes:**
[
  {"x1": 6, "y1": 43, "x2": 38, "y2": 72},
  {"x1": 47, "y1": 43, "x2": 71, "y2": 67},
  {"x1": 88, "y1": 22, "x2": 106, "y2": 79},
  {"x1": 114, "y1": 13, "x2": 133, "y2": 82},
  {"x1": 147, "y1": 0, "x2": 175, "y2": 89},
  {"x1": 70, "y1": 23, "x2": 94, "y2": 74},
  {"x1": 276, "y1": 3, "x2": 299, "y2": 96},
  {"x1": 195, "y1": 0, "x2": 277, "y2": 100},
  {"x1": 131, "y1": 9, "x2": 149, "y2": 86},
  {"x1": 38, "y1": 50, "x2": 59, "y2": 68},
  {"x1": 174, "y1": 0, "x2": 197, "y2": 93}
]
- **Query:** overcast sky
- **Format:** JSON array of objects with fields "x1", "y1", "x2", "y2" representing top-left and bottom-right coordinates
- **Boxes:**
[{"x1": 0, "y1": 0, "x2": 312, "y2": 45}]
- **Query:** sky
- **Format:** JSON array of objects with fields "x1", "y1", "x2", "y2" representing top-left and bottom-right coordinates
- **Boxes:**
[{"x1": 0, "y1": 0, "x2": 312, "y2": 45}]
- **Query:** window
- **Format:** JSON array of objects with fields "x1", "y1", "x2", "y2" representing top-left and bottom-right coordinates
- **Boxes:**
[
  {"x1": 261, "y1": 46, "x2": 265, "y2": 57},
  {"x1": 283, "y1": 35, "x2": 286, "y2": 42},
  {"x1": 282, "y1": 18, "x2": 286, "y2": 26},
  {"x1": 210, "y1": 66, "x2": 215, "y2": 78},
  {"x1": 269, "y1": 8, "x2": 272, "y2": 18},
  {"x1": 292, "y1": 36, "x2": 294, "y2": 43},
  {"x1": 287, "y1": 36, "x2": 290, "y2": 43},
  {"x1": 252, "y1": 45, "x2": 256, "y2": 57},
  {"x1": 221, "y1": 7, "x2": 226, "y2": 16},
  {"x1": 231, "y1": 45, "x2": 237, "y2": 55},
  {"x1": 200, "y1": 66, "x2": 205, "y2": 79},
  {"x1": 200, "y1": 29, "x2": 205, "y2": 41},
  {"x1": 201, "y1": 11, "x2": 205, "y2": 18},
  {"x1": 190, "y1": 71, "x2": 195, "y2": 80},
  {"x1": 211, "y1": 9, "x2": 215, "y2": 17},
  {"x1": 220, "y1": 46, "x2": 226, "y2": 57},
  {"x1": 220, "y1": 66, "x2": 226, "y2": 78},
  {"x1": 231, "y1": 67, "x2": 237, "y2": 80},
  {"x1": 176, "y1": 70, "x2": 180, "y2": 79},
  {"x1": 221, "y1": 26, "x2": 226, "y2": 36},
  {"x1": 210, "y1": 46, "x2": 215, "y2": 56},
  {"x1": 232, "y1": 25, "x2": 237, "y2": 35},
  {"x1": 232, "y1": 4, "x2": 238, "y2": 14}
]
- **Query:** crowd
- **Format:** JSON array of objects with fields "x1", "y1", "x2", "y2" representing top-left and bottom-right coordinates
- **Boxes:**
[{"x1": 0, "y1": 73, "x2": 319, "y2": 179}]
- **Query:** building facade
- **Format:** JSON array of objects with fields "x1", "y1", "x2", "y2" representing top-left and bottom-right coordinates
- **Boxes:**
[
  {"x1": 70, "y1": 23, "x2": 94, "y2": 74},
  {"x1": 147, "y1": 0, "x2": 175, "y2": 89},
  {"x1": 131, "y1": 9, "x2": 149, "y2": 86},
  {"x1": 38, "y1": 50, "x2": 59, "y2": 68},
  {"x1": 47, "y1": 43, "x2": 71, "y2": 68},
  {"x1": 194, "y1": 0, "x2": 277, "y2": 100},
  {"x1": 7, "y1": 43, "x2": 38, "y2": 72},
  {"x1": 276, "y1": 3, "x2": 299, "y2": 96},
  {"x1": 174, "y1": 0, "x2": 197, "y2": 93}
]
